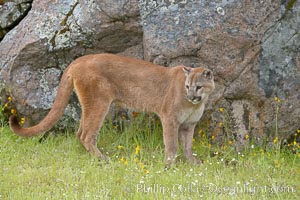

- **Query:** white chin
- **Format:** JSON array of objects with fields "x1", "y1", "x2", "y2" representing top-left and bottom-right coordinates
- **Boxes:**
[{"x1": 189, "y1": 100, "x2": 200, "y2": 104}]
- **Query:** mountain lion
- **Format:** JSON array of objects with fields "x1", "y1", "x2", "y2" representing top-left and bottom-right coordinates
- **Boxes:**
[{"x1": 9, "y1": 53, "x2": 215, "y2": 167}]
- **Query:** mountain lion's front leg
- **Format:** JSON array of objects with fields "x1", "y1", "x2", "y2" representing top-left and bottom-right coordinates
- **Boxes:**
[
  {"x1": 179, "y1": 123, "x2": 202, "y2": 164},
  {"x1": 161, "y1": 119, "x2": 180, "y2": 168}
]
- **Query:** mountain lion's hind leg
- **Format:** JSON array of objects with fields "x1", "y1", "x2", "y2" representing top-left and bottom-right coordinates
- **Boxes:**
[{"x1": 78, "y1": 97, "x2": 111, "y2": 160}]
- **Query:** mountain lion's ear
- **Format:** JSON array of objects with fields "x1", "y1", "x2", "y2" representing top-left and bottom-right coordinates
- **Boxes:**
[
  {"x1": 183, "y1": 66, "x2": 192, "y2": 76},
  {"x1": 203, "y1": 69, "x2": 213, "y2": 80}
]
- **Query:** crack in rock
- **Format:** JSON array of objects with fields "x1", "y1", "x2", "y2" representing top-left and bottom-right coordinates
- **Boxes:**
[{"x1": 49, "y1": 1, "x2": 79, "y2": 50}]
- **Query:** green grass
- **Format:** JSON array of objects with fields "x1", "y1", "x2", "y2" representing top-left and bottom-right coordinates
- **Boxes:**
[{"x1": 0, "y1": 116, "x2": 299, "y2": 200}]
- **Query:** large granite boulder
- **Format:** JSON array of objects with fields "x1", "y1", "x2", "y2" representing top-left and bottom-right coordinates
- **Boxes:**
[
  {"x1": 0, "y1": 0, "x2": 299, "y2": 143},
  {"x1": 0, "y1": 0, "x2": 142, "y2": 125}
]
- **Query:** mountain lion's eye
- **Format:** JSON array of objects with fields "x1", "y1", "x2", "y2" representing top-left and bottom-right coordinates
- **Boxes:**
[
  {"x1": 185, "y1": 85, "x2": 189, "y2": 90},
  {"x1": 196, "y1": 86, "x2": 203, "y2": 91}
]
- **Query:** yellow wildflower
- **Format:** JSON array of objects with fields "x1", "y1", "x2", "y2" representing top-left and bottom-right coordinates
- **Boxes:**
[
  {"x1": 4, "y1": 103, "x2": 8, "y2": 108},
  {"x1": 273, "y1": 137, "x2": 278, "y2": 144},
  {"x1": 297, "y1": 129, "x2": 300, "y2": 134},
  {"x1": 144, "y1": 169, "x2": 149, "y2": 174},
  {"x1": 218, "y1": 122, "x2": 223, "y2": 127},
  {"x1": 211, "y1": 135, "x2": 215, "y2": 140},
  {"x1": 245, "y1": 134, "x2": 249, "y2": 140},
  {"x1": 219, "y1": 107, "x2": 224, "y2": 113},
  {"x1": 135, "y1": 145, "x2": 140, "y2": 155},
  {"x1": 124, "y1": 160, "x2": 128, "y2": 166},
  {"x1": 11, "y1": 109, "x2": 16, "y2": 115},
  {"x1": 138, "y1": 162, "x2": 145, "y2": 169},
  {"x1": 119, "y1": 157, "x2": 128, "y2": 165},
  {"x1": 8, "y1": 96, "x2": 12, "y2": 102},
  {"x1": 293, "y1": 140, "x2": 297, "y2": 146},
  {"x1": 120, "y1": 157, "x2": 125, "y2": 162},
  {"x1": 198, "y1": 129, "x2": 203, "y2": 135},
  {"x1": 117, "y1": 144, "x2": 123, "y2": 150},
  {"x1": 228, "y1": 140, "x2": 233, "y2": 145},
  {"x1": 274, "y1": 96, "x2": 281, "y2": 103},
  {"x1": 20, "y1": 117, "x2": 25, "y2": 124}
]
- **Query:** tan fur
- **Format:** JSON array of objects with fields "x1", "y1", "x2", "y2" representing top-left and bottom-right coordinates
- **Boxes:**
[{"x1": 9, "y1": 53, "x2": 215, "y2": 167}]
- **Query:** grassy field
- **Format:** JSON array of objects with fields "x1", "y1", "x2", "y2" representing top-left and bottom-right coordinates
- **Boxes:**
[{"x1": 0, "y1": 116, "x2": 299, "y2": 200}]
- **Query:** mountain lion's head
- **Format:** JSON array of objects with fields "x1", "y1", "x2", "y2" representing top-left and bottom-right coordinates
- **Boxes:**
[{"x1": 183, "y1": 66, "x2": 215, "y2": 104}]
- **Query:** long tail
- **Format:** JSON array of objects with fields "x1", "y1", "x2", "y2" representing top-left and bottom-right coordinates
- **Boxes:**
[{"x1": 9, "y1": 71, "x2": 74, "y2": 137}]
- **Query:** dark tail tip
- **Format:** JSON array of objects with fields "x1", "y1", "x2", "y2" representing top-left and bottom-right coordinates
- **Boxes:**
[
  {"x1": 9, "y1": 115, "x2": 21, "y2": 132},
  {"x1": 9, "y1": 115, "x2": 19, "y2": 125}
]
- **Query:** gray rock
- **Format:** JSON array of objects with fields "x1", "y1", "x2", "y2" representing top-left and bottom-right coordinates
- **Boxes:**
[
  {"x1": 0, "y1": 0, "x2": 32, "y2": 41},
  {"x1": 0, "y1": 0, "x2": 142, "y2": 125}
]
